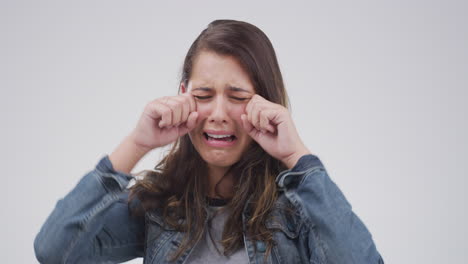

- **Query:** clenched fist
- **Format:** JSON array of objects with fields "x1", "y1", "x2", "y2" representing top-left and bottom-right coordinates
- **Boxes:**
[{"x1": 130, "y1": 93, "x2": 199, "y2": 152}]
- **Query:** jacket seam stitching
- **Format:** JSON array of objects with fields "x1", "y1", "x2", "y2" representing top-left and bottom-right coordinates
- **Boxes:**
[
  {"x1": 284, "y1": 191, "x2": 328, "y2": 264},
  {"x1": 62, "y1": 172, "x2": 121, "y2": 263}
]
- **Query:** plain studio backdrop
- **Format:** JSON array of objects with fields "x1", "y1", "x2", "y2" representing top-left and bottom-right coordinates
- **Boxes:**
[{"x1": 1, "y1": 0, "x2": 467, "y2": 263}]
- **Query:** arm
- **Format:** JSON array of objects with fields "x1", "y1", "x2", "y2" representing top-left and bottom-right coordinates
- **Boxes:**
[
  {"x1": 34, "y1": 92, "x2": 199, "y2": 263},
  {"x1": 34, "y1": 155, "x2": 145, "y2": 263},
  {"x1": 277, "y1": 154, "x2": 384, "y2": 264}
]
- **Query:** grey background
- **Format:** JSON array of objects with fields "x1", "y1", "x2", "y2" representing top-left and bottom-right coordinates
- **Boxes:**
[{"x1": 1, "y1": 0, "x2": 467, "y2": 263}]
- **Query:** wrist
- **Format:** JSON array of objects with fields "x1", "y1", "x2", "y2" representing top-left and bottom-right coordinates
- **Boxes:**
[
  {"x1": 127, "y1": 132, "x2": 153, "y2": 155},
  {"x1": 109, "y1": 134, "x2": 151, "y2": 174},
  {"x1": 282, "y1": 147, "x2": 311, "y2": 169}
]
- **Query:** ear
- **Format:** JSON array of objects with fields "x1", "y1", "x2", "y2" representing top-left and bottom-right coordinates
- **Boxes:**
[{"x1": 180, "y1": 82, "x2": 187, "y2": 94}]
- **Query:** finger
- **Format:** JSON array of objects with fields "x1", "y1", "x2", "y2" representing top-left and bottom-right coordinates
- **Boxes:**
[
  {"x1": 181, "y1": 98, "x2": 189, "y2": 125},
  {"x1": 252, "y1": 94, "x2": 265, "y2": 101},
  {"x1": 247, "y1": 100, "x2": 258, "y2": 129},
  {"x1": 249, "y1": 94, "x2": 266, "y2": 106},
  {"x1": 186, "y1": 111, "x2": 199, "y2": 130},
  {"x1": 172, "y1": 96, "x2": 189, "y2": 126},
  {"x1": 241, "y1": 114, "x2": 260, "y2": 140},
  {"x1": 165, "y1": 99, "x2": 182, "y2": 126},
  {"x1": 179, "y1": 111, "x2": 199, "y2": 136},
  {"x1": 182, "y1": 92, "x2": 197, "y2": 113},
  {"x1": 260, "y1": 109, "x2": 276, "y2": 133},
  {"x1": 245, "y1": 95, "x2": 255, "y2": 117},
  {"x1": 253, "y1": 102, "x2": 269, "y2": 131},
  {"x1": 145, "y1": 99, "x2": 163, "y2": 119},
  {"x1": 253, "y1": 106, "x2": 262, "y2": 131},
  {"x1": 259, "y1": 110, "x2": 270, "y2": 133},
  {"x1": 158, "y1": 103, "x2": 172, "y2": 128}
]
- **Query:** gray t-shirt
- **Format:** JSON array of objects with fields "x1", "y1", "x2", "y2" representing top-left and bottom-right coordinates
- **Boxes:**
[{"x1": 185, "y1": 206, "x2": 248, "y2": 264}]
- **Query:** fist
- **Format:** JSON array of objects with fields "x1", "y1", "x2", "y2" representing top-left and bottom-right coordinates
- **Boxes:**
[
  {"x1": 241, "y1": 94, "x2": 310, "y2": 168},
  {"x1": 131, "y1": 93, "x2": 199, "y2": 151}
]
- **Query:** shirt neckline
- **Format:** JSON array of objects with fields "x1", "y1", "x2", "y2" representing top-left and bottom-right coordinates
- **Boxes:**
[{"x1": 206, "y1": 196, "x2": 230, "y2": 207}]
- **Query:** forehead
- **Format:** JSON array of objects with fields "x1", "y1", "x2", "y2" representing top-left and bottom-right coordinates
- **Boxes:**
[{"x1": 189, "y1": 51, "x2": 255, "y2": 92}]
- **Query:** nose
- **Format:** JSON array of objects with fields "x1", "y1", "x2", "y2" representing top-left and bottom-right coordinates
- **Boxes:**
[{"x1": 208, "y1": 97, "x2": 229, "y2": 124}]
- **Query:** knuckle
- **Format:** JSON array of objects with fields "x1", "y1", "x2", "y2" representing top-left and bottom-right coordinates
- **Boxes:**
[
  {"x1": 144, "y1": 103, "x2": 153, "y2": 112},
  {"x1": 146, "y1": 99, "x2": 155, "y2": 107},
  {"x1": 250, "y1": 103, "x2": 257, "y2": 112},
  {"x1": 146, "y1": 99, "x2": 159, "y2": 108},
  {"x1": 166, "y1": 99, "x2": 177, "y2": 107},
  {"x1": 174, "y1": 95, "x2": 184, "y2": 102},
  {"x1": 161, "y1": 108, "x2": 171, "y2": 116}
]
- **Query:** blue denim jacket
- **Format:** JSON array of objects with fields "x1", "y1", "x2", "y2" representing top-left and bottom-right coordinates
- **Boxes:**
[{"x1": 34, "y1": 154, "x2": 384, "y2": 263}]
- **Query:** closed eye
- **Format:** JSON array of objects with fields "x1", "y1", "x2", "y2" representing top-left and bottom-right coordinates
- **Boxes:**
[
  {"x1": 230, "y1": 96, "x2": 249, "y2": 101},
  {"x1": 193, "y1": 95, "x2": 211, "y2": 100},
  {"x1": 193, "y1": 95, "x2": 249, "y2": 101}
]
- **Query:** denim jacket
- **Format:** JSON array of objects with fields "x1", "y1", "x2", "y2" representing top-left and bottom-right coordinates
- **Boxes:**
[{"x1": 34, "y1": 154, "x2": 384, "y2": 263}]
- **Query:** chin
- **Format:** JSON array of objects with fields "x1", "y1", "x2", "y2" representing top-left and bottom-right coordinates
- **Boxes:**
[{"x1": 201, "y1": 150, "x2": 241, "y2": 168}]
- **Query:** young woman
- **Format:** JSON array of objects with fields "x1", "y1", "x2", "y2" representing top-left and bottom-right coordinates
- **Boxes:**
[{"x1": 34, "y1": 20, "x2": 384, "y2": 263}]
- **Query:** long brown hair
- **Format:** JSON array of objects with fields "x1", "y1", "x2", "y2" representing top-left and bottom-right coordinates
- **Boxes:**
[{"x1": 129, "y1": 19, "x2": 289, "y2": 261}]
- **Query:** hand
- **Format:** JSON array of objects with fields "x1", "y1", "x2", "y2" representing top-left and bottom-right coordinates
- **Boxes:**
[
  {"x1": 241, "y1": 95, "x2": 311, "y2": 169},
  {"x1": 130, "y1": 93, "x2": 199, "y2": 152}
]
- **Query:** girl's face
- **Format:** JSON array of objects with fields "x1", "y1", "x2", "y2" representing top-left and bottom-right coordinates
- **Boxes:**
[{"x1": 184, "y1": 51, "x2": 255, "y2": 171}]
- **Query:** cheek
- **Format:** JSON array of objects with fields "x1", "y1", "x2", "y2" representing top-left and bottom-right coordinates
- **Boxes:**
[
  {"x1": 196, "y1": 104, "x2": 211, "y2": 120},
  {"x1": 229, "y1": 105, "x2": 246, "y2": 124}
]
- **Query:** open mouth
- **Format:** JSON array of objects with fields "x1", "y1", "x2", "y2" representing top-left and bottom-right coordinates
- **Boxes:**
[{"x1": 203, "y1": 132, "x2": 237, "y2": 142}]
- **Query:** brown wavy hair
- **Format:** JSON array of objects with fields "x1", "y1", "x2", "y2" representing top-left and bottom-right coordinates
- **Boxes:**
[{"x1": 128, "y1": 19, "x2": 289, "y2": 261}]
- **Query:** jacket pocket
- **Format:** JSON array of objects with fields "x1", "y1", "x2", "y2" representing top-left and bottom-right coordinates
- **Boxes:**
[
  {"x1": 265, "y1": 202, "x2": 310, "y2": 263},
  {"x1": 266, "y1": 203, "x2": 304, "y2": 239},
  {"x1": 144, "y1": 211, "x2": 179, "y2": 264}
]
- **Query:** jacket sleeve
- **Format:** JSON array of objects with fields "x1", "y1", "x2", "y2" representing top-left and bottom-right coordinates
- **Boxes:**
[
  {"x1": 276, "y1": 154, "x2": 384, "y2": 264},
  {"x1": 34, "y1": 155, "x2": 145, "y2": 264}
]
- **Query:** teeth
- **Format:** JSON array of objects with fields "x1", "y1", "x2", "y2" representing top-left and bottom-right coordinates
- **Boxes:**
[{"x1": 206, "y1": 133, "x2": 233, "y2": 139}]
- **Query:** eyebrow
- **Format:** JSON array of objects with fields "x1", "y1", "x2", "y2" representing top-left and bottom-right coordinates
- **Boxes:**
[
  {"x1": 191, "y1": 87, "x2": 211, "y2": 92},
  {"x1": 191, "y1": 86, "x2": 252, "y2": 93},
  {"x1": 228, "y1": 86, "x2": 252, "y2": 93}
]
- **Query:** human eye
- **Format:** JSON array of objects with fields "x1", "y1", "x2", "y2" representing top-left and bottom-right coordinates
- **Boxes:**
[
  {"x1": 193, "y1": 95, "x2": 212, "y2": 100},
  {"x1": 229, "y1": 96, "x2": 249, "y2": 102}
]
